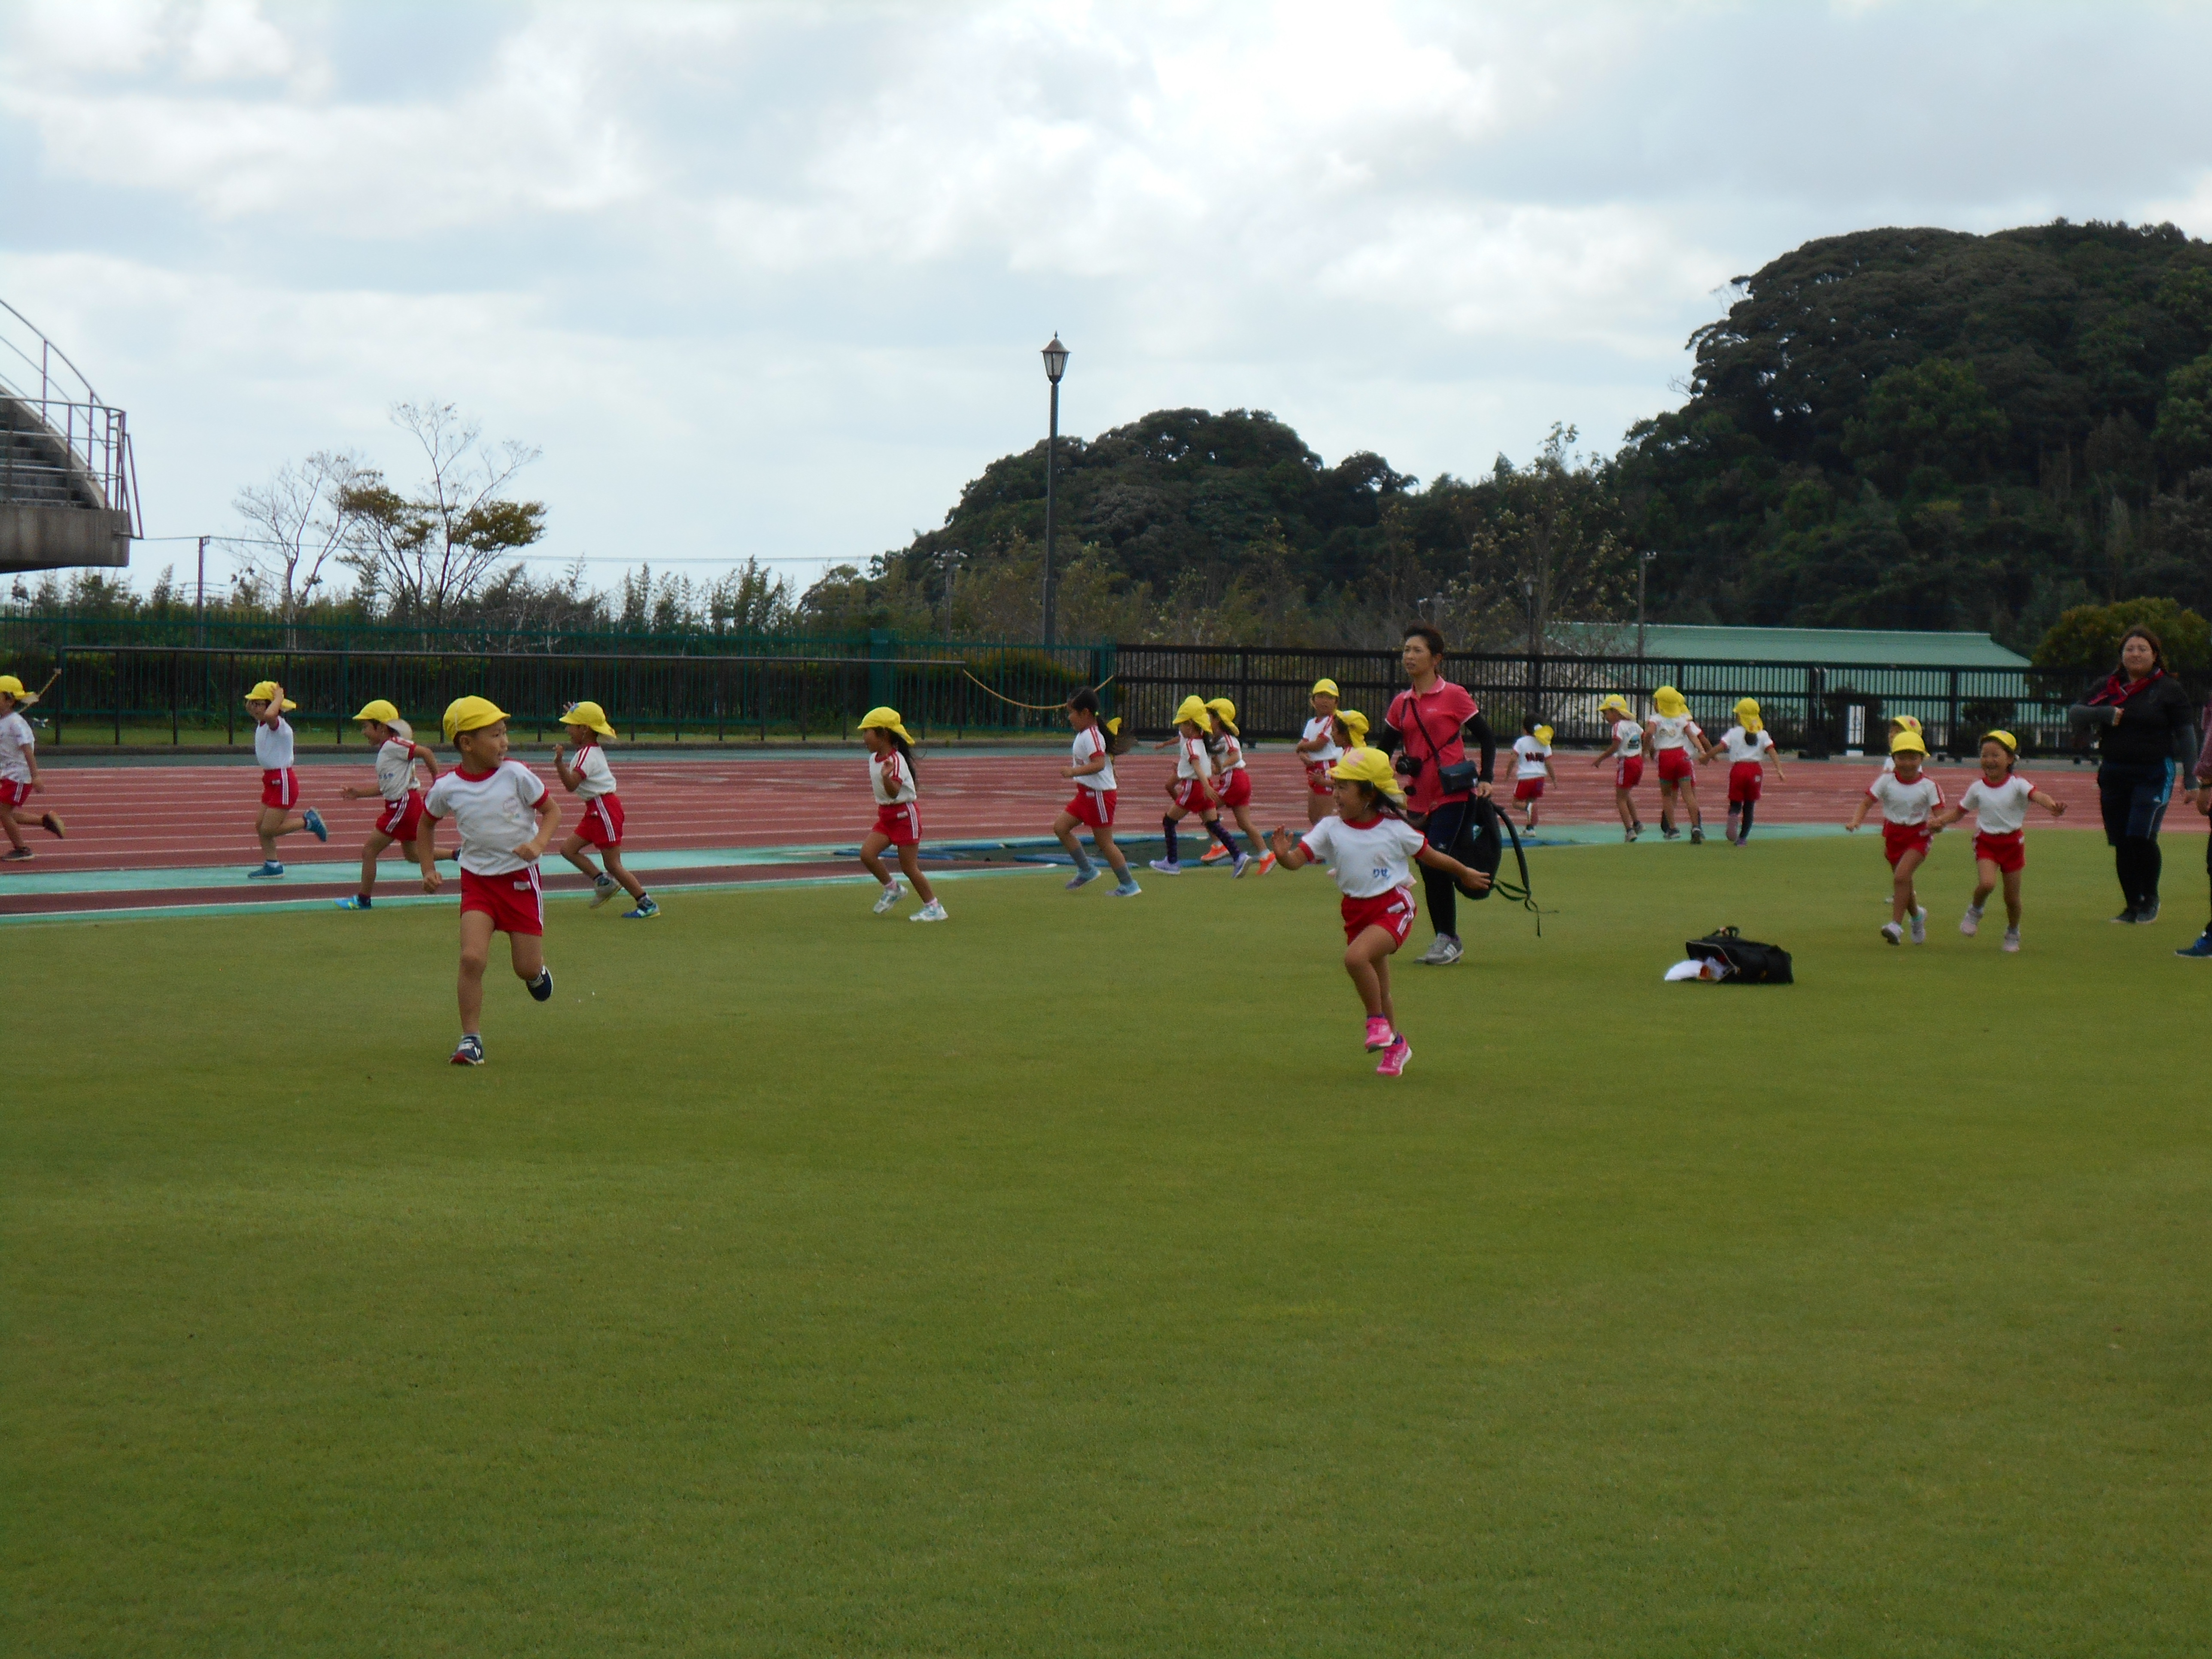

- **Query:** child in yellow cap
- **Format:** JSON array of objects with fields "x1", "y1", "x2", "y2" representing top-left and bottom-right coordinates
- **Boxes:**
[
  {"x1": 1509, "y1": 716, "x2": 1556, "y2": 830},
  {"x1": 1645, "y1": 686, "x2": 1709, "y2": 842},
  {"x1": 1717, "y1": 698, "x2": 1787, "y2": 845},
  {"x1": 1268, "y1": 748, "x2": 1491, "y2": 1078},
  {"x1": 1151, "y1": 696, "x2": 1237, "y2": 875},
  {"x1": 419, "y1": 696, "x2": 562, "y2": 1065},
  {"x1": 333, "y1": 701, "x2": 438, "y2": 910},
  {"x1": 0, "y1": 673, "x2": 65, "y2": 859},
  {"x1": 1846, "y1": 729, "x2": 1943, "y2": 944},
  {"x1": 1591, "y1": 693, "x2": 1646, "y2": 842},
  {"x1": 243, "y1": 680, "x2": 328, "y2": 877},
  {"x1": 1196, "y1": 698, "x2": 1269, "y2": 873},
  {"x1": 551, "y1": 701, "x2": 657, "y2": 920},
  {"x1": 1928, "y1": 730, "x2": 2067, "y2": 952},
  {"x1": 858, "y1": 707, "x2": 945, "y2": 921},
  {"x1": 1295, "y1": 679, "x2": 1343, "y2": 826}
]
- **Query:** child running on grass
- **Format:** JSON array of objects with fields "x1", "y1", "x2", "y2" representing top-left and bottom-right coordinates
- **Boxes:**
[
  {"x1": 1645, "y1": 686, "x2": 1708, "y2": 842},
  {"x1": 1929, "y1": 730, "x2": 2067, "y2": 953},
  {"x1": 1296, "y1": 678, "x2": 1344, "y2": 826},
  {"x1": 244, "y1": 680, "x2": 328, "y2": 878},
  {"x1": 419, "y1": 697, "x2": 560, "y2": 1066},
  {"x1": 1054, "y1": 687, "x2": 1140, "y2": 896},
  {"x1": 1268, "y1": 748, "x2": 1491, "y2": 1078},
  {"x1": 1717, "y1": 698, "x2": 1786, "y2": 845},
  {"x1": 1879, "y1": 715, "x2": 1923, "y2": 774},
  {"x1": 1150, "y1": 695, "x2": 1238, "y2": 875},
  {"x1": 1846, "y1": 728, "x2": 1943, "y2": 945},
  {"x1": 859, "y1": 706, "x2": 947, "y2": 921},
  {"x1": 334, "y1": 700, "x2": 437, "y2": 910},
  {"x1": 1592, "y1": 693, "x2": 1646, "y2": 842},
  {"x1": 1197, "y1": 698, "x2": 1270, "y2": 873},
  {"x1": 0, "y1": 673, "x2": 64, "y2": 860},
  {"x1": 551, "y1": 701, "x2": 659, "y2": 920},
  {"x1": 1510, "y1": 718, "x2": 1555, "y2": 830}
]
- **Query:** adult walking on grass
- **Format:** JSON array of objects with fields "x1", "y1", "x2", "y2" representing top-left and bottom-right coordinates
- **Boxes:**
[
  {"x1": 2071, "y1": 628, "x2": 2200, "y2": 925},
  {"x1": 1378, "y1": 623, "x2": 1495, "y2": 966}
]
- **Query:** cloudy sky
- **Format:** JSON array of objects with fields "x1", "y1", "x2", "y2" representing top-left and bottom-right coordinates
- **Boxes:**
[{"x1": 5, "y1": 0, "x2": 2211, "y2": 598}]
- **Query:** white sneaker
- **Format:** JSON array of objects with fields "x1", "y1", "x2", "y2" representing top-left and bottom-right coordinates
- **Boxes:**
[
  {"x1": 1148, "y1": 859, "x2": 1183, "y2": 875},
  {"x1": 910, "y1": 899, "x2": 948, "y2": 922},
  {"x1": 1416, "y1": 934, "x2": 1464, "y2": 965},
  {"x1": 1910, "y1": 906, "x2": 1927, "y2": 945},
  {"x1": 1881, "y1": 921, "x2": 1903, "y2": 946},
  {"x1": 589, "y1": 873, "x2": 620, "y2": 909},
  {"x1": 872, "y1": 880, "x2": 904, "y2": 915},
  {"x1": 1960, "y1": 905, "x2": 1981, "y2": 938},
  {"x1": 2001, "y1": 927, "x2": 2021, "y2": 953}
]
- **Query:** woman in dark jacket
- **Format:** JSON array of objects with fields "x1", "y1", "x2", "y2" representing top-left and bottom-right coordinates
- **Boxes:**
[{"x1": 2072, "y1": 628, "x2": 2201, "y2": 924}]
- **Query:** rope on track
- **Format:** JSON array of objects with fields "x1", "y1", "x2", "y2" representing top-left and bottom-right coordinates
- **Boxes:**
[{"x1": 958, "y1": 670, "x2": 1115, "y2": 712}]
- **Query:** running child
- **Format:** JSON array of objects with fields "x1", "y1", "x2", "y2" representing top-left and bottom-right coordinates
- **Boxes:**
[
  {"x1": 1510, "y1": 719, "x2": 1555, "y2": 830},
  {"x1": 244, "y1": 680, "x2": 328, "y2": 877},
  {"x1": 1197, "y1": 698, "x2": 1272, "y2": 873},
  {"x1": 1929, "y1": 729, "x2": 2067, "y2": 953},
  {"x1": 334, "y1": 699, "x2": 438, "y2": 909},
  {"x1": 1295, "y1": 678, "x2": 1344, "y2": 826},
  {"x1": 1845, "y1": 728, "x2": 1943, "y2": 944},
  {"x1": 1717, "y1": 698, "x2": 1786, "y2": 845},
  {"x1": 418, "y1": 696, "x2": 560, "y2": 1066},
  {"x1": 1267, "y1": 748, "x2": 1492, "y2": 1079},
  {"x1": 1150, "y1": 695, "x2": 1240, "y2": 875},
  {"x1": 0, "y1": 673, "x2": 64, "y2": 860},
  {"x1": 1055, "y1": 686, "x2": 1140, "y2": 896},
  {"x1": 1592, "y1": 693, "x2": 1646, "y2": 841},
  {"x1": 551, "y1": 700, "x2": 659, "y2": 920},
  {"x1": 1645, "y1": 686, "x2": 1708, "y2": 842},
  {"x1": 858, "y1": 706, "x2": 947, "y2": 921},
  {"x1": 1880, "y1": 715, "x2": 1923, "y2": 774}
]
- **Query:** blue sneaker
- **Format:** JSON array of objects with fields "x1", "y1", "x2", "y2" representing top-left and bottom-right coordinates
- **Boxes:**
[
  {"x1": 527, "y1": 968, "x2": 555, "y2": 1001},
  {"x1": 246, "y1": 860, "x2": 285, "y2": 879},
  {"x1": 2177, "y1": 932, "x2": 2212, "y2": 958},
  {"x1": 622, "y1": 897, "x2": 660, "y2": 920},
  {"x1": 1148, "y1": 859, "x2": 1183, "y2": 875},
  {"x1": 1112, "y1": 879, "x2": 1142, "y2": 897},
  {"x1": 303, "y1": 808, "x2": 328, "y2": 843},
  {"x1": 450, "y1": 1034, "x2": 484, "y2": 1066},
  {"x1": 334, "y1": 894, "x2": 371, "y2": 911},
  {"x1": 1065, "y1": 865, "x2": 1102, "y2": 890}
]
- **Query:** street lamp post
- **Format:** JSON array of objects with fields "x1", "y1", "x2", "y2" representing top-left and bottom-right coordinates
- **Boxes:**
[
  {"x1": 1636, "y1": 547, "x2": 1658, "y2": 665},
  {"x1": 1039, "y1": 335, "x2": 1069, "y2": 645}
]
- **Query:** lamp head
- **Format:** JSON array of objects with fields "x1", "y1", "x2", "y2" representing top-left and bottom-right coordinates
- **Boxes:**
[{"x1": 1041, "y1": 334, "x2": 1069, "y2": 383}]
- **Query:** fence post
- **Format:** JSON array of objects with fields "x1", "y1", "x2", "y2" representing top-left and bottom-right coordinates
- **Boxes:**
[
  {"x1": 1947, "y1": 668, "x2": 1961, "y2": 756},
  {"x1": 226, "y1": 653, "x2": 234, "y2": 745},
  {"x1": 55, "y1": 644, "x2": 64, "y2": 746},
  {"x1": 171, "y1": 649, "x2": 179, "y2": 746},
  {"x1": 114, "y1": 646, "x2": 123, "y2": 746},
  {"x1": 337, "y1": 651, "x2": 349, "y2": 746},
  {"x1": 1805, "y1": 665, "x2": 1825, "y2": 757}
]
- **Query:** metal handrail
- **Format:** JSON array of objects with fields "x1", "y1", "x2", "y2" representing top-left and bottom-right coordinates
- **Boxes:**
[{"x1": 0, "y1": 299, "x2": 142, "y2": 535}]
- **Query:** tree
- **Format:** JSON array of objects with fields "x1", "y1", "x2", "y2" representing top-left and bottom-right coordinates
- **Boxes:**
[
  {"x1": 1435, "y1": 427, "x2": 1635, "y2": 652},
  {"x1": 1842, "y1": 359, "x2": 2008, "y2": 494},
  {"x1": 2153, "y1": 353, "x2": 2212, "y2": 475},
  {"x1": 230, "y1": 450, "x2": 367, "y2": 641},
  {"x1": 2031, "y1": 596, "x2": 2211, "y2": 684}
]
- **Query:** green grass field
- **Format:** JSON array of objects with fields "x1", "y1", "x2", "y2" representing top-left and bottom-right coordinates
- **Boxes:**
[{"x1": 8, "y1": 834, "x2": 2209, "y2": 1656}]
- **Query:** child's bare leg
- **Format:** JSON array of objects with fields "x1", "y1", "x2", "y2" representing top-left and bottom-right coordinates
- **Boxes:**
[
  {"x1": 1616, "y1": 790, "x2": 1635, "y2": 830},
  {"x1": 1344, "y1": 928, "x2": 1398, "y2": 1023},
  {"x1": 1680, "y1": 779, "x2": 1703, "y2": 828},
  {"x1": 507, "y1": 930, "x2": 546, "y2": 984},
  {"x1": 1053, "y1": 811, "x2": 1085, "y2": 859},
  {"x1": 1972, "y1": 859, "x2": 1999, "y2": 910},
  {"x1": 359, "y1": 830, "x2": 394, "y2": 893},
  {"x1": 1234, "y1": 806, "x2": 1260, "y2": 850},
  {"x1": 0, "y1": 812, "x2": 25, "y2": 852},
  {"x1": 896, "y1": 842, "x2": 937, "y2": 904},
  {"x1": 457, "y1": 910, "x2": 495, "y2": 1034},
  {"x1": 1305, "y1": 791, "x2": 1330, "y2": 826},
  {"x1": 561, "y1": 831, "x2": 602, "y2": 881},
  {"x1": 1092, "y1": 825, "x2": 1130, "y2": 879},
  {"x1": 602, "y1": 846, "x2": 647, "y2": 902},
  {"x1": 860, "y1": 830, "x2": 895, "y2": 886},
  {"x1": 1892, "y1": 847, "x2": 1925, "y2": 922},
  {"x1": 1659, "y1": 781, "x2": 1677, "y2": 832},
  {"x1": 2001, "y1": 868, "x2": 2024, "y2": 927}
]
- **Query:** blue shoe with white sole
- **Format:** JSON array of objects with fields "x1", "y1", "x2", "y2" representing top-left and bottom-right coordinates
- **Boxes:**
[
  {"x1": 303, "y1": 808, "x2": 328, "y2": 842},
  {"x1": 1065, "y1": 866, "x2": 1102, "y2": 890},
  {"x1": 335, "y1": 895, "x2": 371, "y2": 911},
  {"x1": 246, "y1": 861, "x2": 285, "y2": 879},
  {"x1": 2177, "y1": 931, "x2": 2212, "y2": 958},
  {"x1": 622, "y1": 898, "x2": 660, "y2": 920},
  {"x1": 451, "y1": 1034, "x2": 485, "y2": 1066}
]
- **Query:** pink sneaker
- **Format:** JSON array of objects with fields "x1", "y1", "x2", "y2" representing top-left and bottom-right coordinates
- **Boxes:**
[
  {"x1": 1375, "y1": 1036, "x2": 1411, "y2": 1077},
  {"x1": 1364, "y1": 1016, "x2": 1394, "y2": 1051}
]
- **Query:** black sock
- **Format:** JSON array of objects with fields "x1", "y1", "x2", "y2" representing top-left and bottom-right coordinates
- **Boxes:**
[
  {"x1": 2139, "y1": 839, "x2": 2162, "y2": 908},
  {"x1": 355, "y1": 893, "x2": 372, "y2": 907},
  {"x1": 1740, "y1": 801, "x2": 1756, "y2": 839},
  {"x1": 1162, "y1": 818, "x2": 1179, "y2": 863},
  {"x1": 1208, "y1": 820, "x2": 1240, "y2": 854}
]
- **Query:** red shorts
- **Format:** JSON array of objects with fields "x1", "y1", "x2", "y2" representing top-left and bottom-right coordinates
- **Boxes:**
[
  {"x1": 1305, "y1": 760, "x2": 1335, "y2": 796},
  {"x1": 873, "y1": 801, "x2": 921, "y2": 846},
  {"x1": 260, "y1": 767, "x2": 298, "y2": 809},
  {"x1": 1217, "y1": 769, "x2": 1252, "y2": 809},
  {"x1": 1172, "y1": 778, "x2": 1214, "y2": 814},
  {"x1": 376, "y1": 789, "x2": 427, "y2": 843},
  {"x1": 1881, "y1": 820, "x2": 1933, "y2": 867},
  {"x1": 1340, "y1": 886, "x2": 1417, "y2": 947},
  {"x1": 1656, "y1": 748, "x2": 1696, "y2": 784},
  {"x1": 1973, "y1": 830, "x2": 2025, "y2": 873},
  {"x1": 1065, "y1": 788, "x2": 1116, "y2": 829},
  {"x1": 575, "y1": 793, "x2": 625, "y2": 849},
  {"x1": 0, "y1": 778, "x2": 31, "y2": 808},
  {"x1": 459, "y1": 865, "x2": 545, "y2": 936},
  {"x1": 1614, "y1": 756, "x2": 1644, "y2": 790},
  {"x1": 1513, "y1": 777, "x2": 1545, "y2": 802},
  {"x1": 1728, "y1": 762, "x2": 1764, "y2": 804}
]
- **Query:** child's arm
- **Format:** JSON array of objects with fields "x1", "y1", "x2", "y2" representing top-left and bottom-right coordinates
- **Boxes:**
[
  {"x1": 1767, "y1": 744, "x2": 1787, "y2": 783},
  {"x1": 1415, "y1": 842, "x2": 1493, "y2": 891},
  {"x1": 1591, "y1": 734, "x2": 1620, "y2": 766},
  {"x1": 340, "y1": 780, "x2": 375, "y2": 799},
  {"x1": 1929, "y1": 800, "x2": 1966, "y2": 828},
  {"x1": 410, "y1": 741, "x2": 438, "y2": 779},
  {"x1": 1845, "y1": 793, "x2": 1872, "y2": 831},
  {"x1": 2029, "y1": 786, "x2": 2068, "y2": 818},
  {"x1": 1065, "y1": 751, "x2": 1108, "y2": 780},
  {"x1": 517, "y1": 791, "x2": 561, "y2": 862},
  {"x1": 24, "y1": 741, "x2": 40, "y2": 791},
  {"x1": 256, "y1": 688, "x2": 287, "y2": 729},
  {"x1": 417, "y1": 811, "x2": 444, "y2": 891},
  {"x1": 551, "y1": 746, "x2": 580, "y2": 791},
  {"x1": 1269, "y1": 826, "x2": 1312, "y2": 869},
  {"x1": 1544, "y1": 756, "x2": 1556, "y2": 781}
]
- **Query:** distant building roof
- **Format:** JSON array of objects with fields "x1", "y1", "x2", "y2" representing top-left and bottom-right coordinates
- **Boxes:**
[{"x1": 1554, "y1": 623, "x2": 2030, "y2": 668}]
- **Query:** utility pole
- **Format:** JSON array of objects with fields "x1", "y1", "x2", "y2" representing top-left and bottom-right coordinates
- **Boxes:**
[
  {"x1": 1039, "y1": 335, "x2": 1069, "y2": 646},
  {"x1": 196, "y1": 534, "x2": 209, "y2": 647}
]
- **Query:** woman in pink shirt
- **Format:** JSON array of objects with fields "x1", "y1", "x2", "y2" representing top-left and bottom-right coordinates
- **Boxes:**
[{"x1": 1378, "y1": 624, "x2": 1496, "y2": 966}]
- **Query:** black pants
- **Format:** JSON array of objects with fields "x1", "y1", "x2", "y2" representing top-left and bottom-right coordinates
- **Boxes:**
[
  {"x1": 2099, "y1": 761, "x2": 2173, "y2": 911},
  {"x1": 1420, "y1": 797, "x2": 1474, "y2": 939}
]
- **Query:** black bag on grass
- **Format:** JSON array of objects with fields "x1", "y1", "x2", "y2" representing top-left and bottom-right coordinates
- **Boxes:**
[{"x1": 1686, "y1": 927, "x2": 1793, "y2": 984}]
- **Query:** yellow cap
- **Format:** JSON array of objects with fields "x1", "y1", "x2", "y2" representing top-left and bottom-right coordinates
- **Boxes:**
[
  {"x1": 1205, "y1": 696, "x2": 1239, "y2": 735},
  {"x1": 1598, "y1": 693, "x2": 1633, "y2": 717},
  {"x1": 859, "y1": 705, "x2": 914, "y2": 743},
  {"x1": 1734, "y1": 697, "x2": 1762, "y2": 734},
  {"x1": 442, "y1": 695, "x2": 509, "y2": 742},
  {"x1": 352, "y1": 699, "x2": 401, "y2": 725},
  {"x1": 1890, "y1": 730, "x2": 1927, "y2": 756},
  {"x1": 1534, "y1": 724, "x2": 1554, "y2": 745},
  {"x1": 1173, "y1": 694, "x2": 1211, "y2": 729},
  {"x1": 1653, "y1": 686, "x2": 1688, "y2": 718},
  {"x1": 1330, "y1": 746, "x2": 1406, "y2": 802},
  {"x1": 1890, "y1": 714, "x2": 1922, "y2": 733},
  {"x1": 1983, "y1": 729, "x2": 2018, "y2": 755},
  {"x1": 0, "y1": 674, "x2": 31, "y2": 705},
  {"x1": 560, "y1": 699, "x2": 617, "y2": 738},
  {"x1": 1311, "y1": 678, "x2": 1340, "y2": 698},
  {"x1": 1336, "y1": 708, "x2": 1370, "y2": 743},
  {"x1": 245, "y1": 680, "x2": 298, "y2": 711}
]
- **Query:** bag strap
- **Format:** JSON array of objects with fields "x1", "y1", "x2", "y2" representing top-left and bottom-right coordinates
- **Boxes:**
[{"x1": 1478, "y1": 798, "x2": 1548, "y2": 937}]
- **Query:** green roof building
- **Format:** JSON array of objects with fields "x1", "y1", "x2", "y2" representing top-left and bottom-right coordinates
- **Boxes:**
[{"x1": 1554, "y1": 623, "x2": 2029, "y2": 668}]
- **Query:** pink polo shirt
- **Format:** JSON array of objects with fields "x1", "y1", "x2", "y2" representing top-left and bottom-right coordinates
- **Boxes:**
[{"x1": 1387, "y1": 678, "x2": 1479, "y2": 813}]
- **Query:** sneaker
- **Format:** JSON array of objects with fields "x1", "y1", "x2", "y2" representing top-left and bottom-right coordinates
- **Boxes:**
[
  {"x1": 1364, "y1": 1015, "x2": 1394, "y2": 1051},
  {"x1": 2137, "y1": 899, "x2": 2161, "y2": 924},
  {"x1": 1416, "y1": 934, "x2": 1464, "y2": 966},
  {"x1": 1231, "y1": 852, "x2": 1252, "y2": 878},
  {"x1": 589, "y1": 873, "x2": 620, "y2": 909},
  {"x1": 39, "y1": 812, "x2": 65, "y2": 839},
  {"x1": 1375, "y1": 1036, "x2": 1412, "y2": 1078},
  {"x1": 1199, "y1": 843, "x2": 1230, "y2": 865},
  {"x1": 1661, "y1": 824, "x2": 1681, "y2": 840},
  {"x1": 621, "y1": 898, "x2": 660, "y2": 920},
  {"x1": 246, "y1": 860, "x2": 285, "y2": 878},
  {"x1": 1623, "y1": 827, "x2": 1637, "y2": 843},
  {"x1": 1256, "y1": 851, "x2": 1277, "y2": 875},
  {"x1": 303, "y1": 808, "x2": 329, "y2": 843},
  {"x1": 1148, "y1": 859, "x2": 1183, "y2": 875},
  {"x1": 1960, "y1": 905, "x2": 1982, "y2": 937},
  {"x1": 1910, "y1": 906, "x2": 1927, "y2": 945},
  {"x1": 335, "y1": 894, "x2": 372, "y2": 911},
  {"x1": 1111, "y1": 879, "x2": 1142, "y2": 897},
  {"x1": 527, "y1": 967, "x2": 555, "y2": 1002},
  {"x1": 450, "y1": 1035, "x2": 485, "y2": 1066},
  {"x1": 1065, "y1": 866, "x2": 1102, "y2": 890},
  {"x1": 872, "y1": 879, "x2": 905, "y2": 914},
  {"x1": 2001, "y1": 927, "x2": 2021, "y2": 953},
  {"x1": 2, "y1": 846, "x2": 31, "y2": 862},
  {"x1": 1881, "y1": 921, "x2": 1903, "y2": 946},
  {"x1": 910, "y1": 899, "x2": 948, "y2": 922},
  {"x1": 1689, "y1": 826, "x2": 1704, "y2": 844},
  {"x1": 2110, "y1": 908, "x2": 2139, "y2": 924},
  {"x1": 2175, "y1": 932, "x2": 2212, "y2": 958}
]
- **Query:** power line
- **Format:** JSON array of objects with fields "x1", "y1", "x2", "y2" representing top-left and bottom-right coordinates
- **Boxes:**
[{"x1": 133, "y1": 532, "x2": 843, "y2": 566}]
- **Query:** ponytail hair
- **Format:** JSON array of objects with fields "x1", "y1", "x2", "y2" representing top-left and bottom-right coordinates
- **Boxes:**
[
  {"x1": 1067, "y1": 686, "x2": 1130, "y2": 754},
  {"x1": 882, "y1": 726, "x2": 917, "y2": 781},
  {"x1": 1350, "y1": 779, "x2": 1406, "y2": 820}
]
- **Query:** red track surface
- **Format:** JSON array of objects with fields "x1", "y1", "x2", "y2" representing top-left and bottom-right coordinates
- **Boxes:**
[{"x1": 12, "y1": 749, "x2": 2163, "y2": 880}]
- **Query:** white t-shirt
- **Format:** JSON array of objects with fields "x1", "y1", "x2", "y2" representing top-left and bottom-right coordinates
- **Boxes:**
[
  {"x1": 1512, "y1": 735, "x2": 1551, "y2": 779},
  {"x1": 1649, "y1": 714, "x2": 1702, "y2": 752},
  {"x1": 1960, "y1": 773, "x2": 2036, "y2": 836},
  {"x1": 1301, "y1": 714, "x2": 1342, "y2": 766},
  {"x1": 870, "y1": 748, "x2": 917, "y2": 805},
  {"x1": 425, "y1": 760, "x2": 547, "y2": 875},
  {"x1": 568, "y1": 741, "x2": 617, "y2": 798},
  {"x1": 254, "y1": 715, "x2": 295, "y2": 771},
  {"x1": 374, "y1": 736, "x2": 425, "y2": 802},
  {"x1": 1610, "y1": 718, "x2": 1644, "y2": 757},
  {"x1": 1214, "y1": 732, "x2": 1246, "y2": 772},
  {"x1": 1296, "y1": 812, "x2": 1428, "y2": 900},
  {"x1": 1071, "y1": 726, "x2": 1115, "y2": 793},
  {"x1": 1175, "y1": 734, "x2": 1214, "y2": 781},
  {"x1": 1718, "y1": 726, "x2": 1774, "y2": 766},
  {"x1": 0, "y1": 711, "x2": 34, "y2": 784},
  {"x1": 1866, "y1": 772, "x2": 1942, "y2": 825}
]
